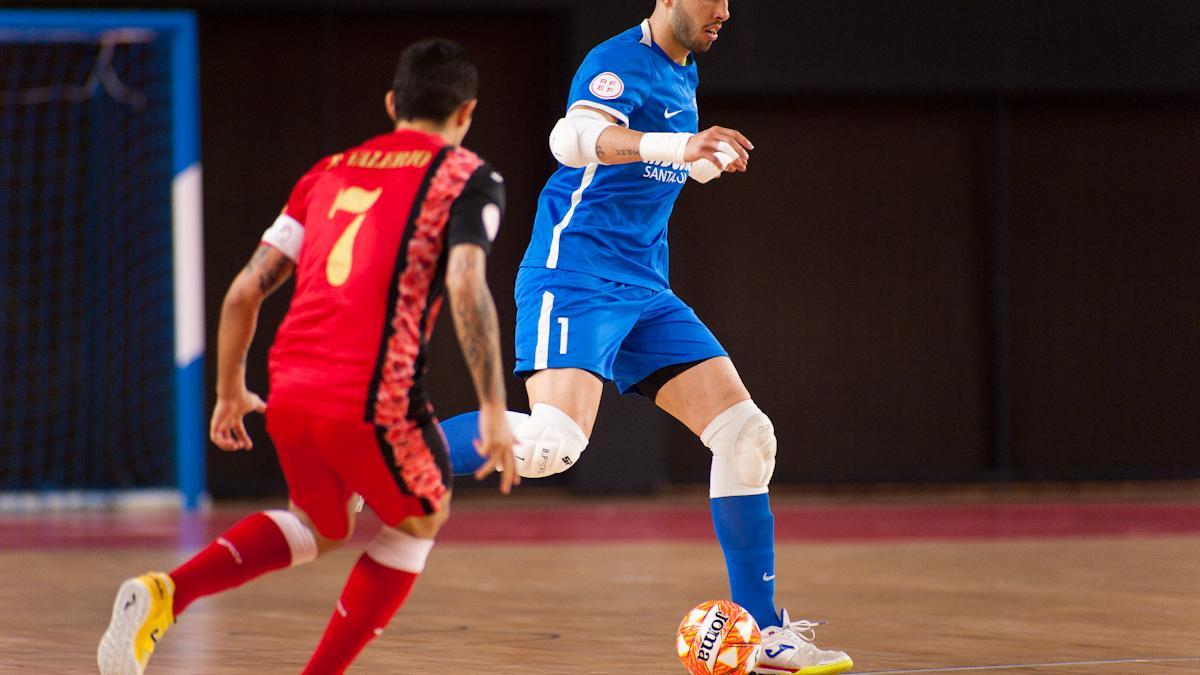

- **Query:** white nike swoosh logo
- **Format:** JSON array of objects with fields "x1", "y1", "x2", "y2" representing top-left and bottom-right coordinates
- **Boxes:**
[
  {"x1": 664, "y1": 108, "x2": 685, "y2": 119},
  {"x1": 762, "y1": 573, "x2": 776, "y2": 581}
]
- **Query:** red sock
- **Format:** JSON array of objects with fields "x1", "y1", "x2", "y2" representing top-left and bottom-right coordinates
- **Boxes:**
[
  {"x1": 170, "y1": 512, "x2": 294, "y2": 615},
  {"x1": 302, "y1": 554, "x2": 418, "y2": 675}
]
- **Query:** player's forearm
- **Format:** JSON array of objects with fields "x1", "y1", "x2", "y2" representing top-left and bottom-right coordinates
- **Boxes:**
[
  {"x1": 446, "y1": 254, "x2": 507, "y2": 411},
  {"x1": 215, "y1": 286, "x2": 262, "y2": 399},
  {"x1": 450, "y1": 285, "x2": 507, "y2": 411},
  {"x1": 551, "y1": 109, "x2": 695, "y2": 168},
  {"x1": 594, "y1": 125, "x2": 649, "y2": 166},
  {"x1": 215, "y1": 245, "x2": 294, "y2": 399},
  {"x1": 590, "y1": 122, "x2": 693, "y2": 169}
]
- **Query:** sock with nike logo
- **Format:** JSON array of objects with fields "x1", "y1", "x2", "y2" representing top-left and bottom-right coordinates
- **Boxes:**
[
  {"x1": 170, "y1": 511, "x2": 309, "y2": 615},
  {"x1": 711, "y1": 493, "x2": 779, "y2": 628},
  {"x1": 304, "y1": 552, "x2": 418, "y2": 674}
]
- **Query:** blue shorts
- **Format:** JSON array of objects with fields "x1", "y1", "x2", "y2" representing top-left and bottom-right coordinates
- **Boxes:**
[{"x1": 514, "y1": 267, "x2": 727, "y2": 395}]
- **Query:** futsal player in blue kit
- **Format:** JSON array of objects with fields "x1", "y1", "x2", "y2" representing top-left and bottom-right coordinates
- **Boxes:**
[{"x1": 444, "y1": 2, "x2": 853, "y2": 672}]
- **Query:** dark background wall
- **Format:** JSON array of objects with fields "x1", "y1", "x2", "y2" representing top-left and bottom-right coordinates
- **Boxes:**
[
  {"x1": 1005, "y1": 101, "x2": 1200, "y2": 479},
  {"x1": 22, "y1": 1, "x2": 1196, "y2": 493}
]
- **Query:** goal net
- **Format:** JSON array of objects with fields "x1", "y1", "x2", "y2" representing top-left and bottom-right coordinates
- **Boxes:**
[{"x1": 0, "y1": 11, "x2": 203, "y2": 510}]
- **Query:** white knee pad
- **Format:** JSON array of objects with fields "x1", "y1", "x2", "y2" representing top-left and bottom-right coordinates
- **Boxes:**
[
  {"x1": 701, "y1": 400, "x2": 777, "y2": 498},
  {"x1": 511, "y1": 403, "x2": 589, "y2": 478},
  {"x1": 365, "y1": 527, "x2": 435, "y2": 573}
]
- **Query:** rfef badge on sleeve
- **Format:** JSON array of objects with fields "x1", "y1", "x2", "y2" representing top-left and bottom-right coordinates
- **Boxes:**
[{"x1": 588, "y1": 72, "x2": 624, "y2": 99}]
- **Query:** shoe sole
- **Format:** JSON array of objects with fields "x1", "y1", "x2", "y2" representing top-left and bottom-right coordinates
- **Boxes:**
[
  {"x1": 97, "y1": 578, "x2": 150, "y2": 675},
  {"x1": 754, "y1": 657, "x2": 854, "y2": 675}
]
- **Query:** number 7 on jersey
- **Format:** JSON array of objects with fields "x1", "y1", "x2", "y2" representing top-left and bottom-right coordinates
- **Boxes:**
[{"x1": 325, "y1": 186, "x2": 382, "y2": 286}]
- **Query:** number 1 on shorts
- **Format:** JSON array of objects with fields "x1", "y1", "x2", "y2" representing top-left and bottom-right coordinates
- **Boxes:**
[{"x1": 557, "y1": 317, "x2": 569, "y2": 355}]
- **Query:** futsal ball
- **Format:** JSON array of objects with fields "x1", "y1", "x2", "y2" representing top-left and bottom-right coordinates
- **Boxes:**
[{"x1": 676, "y1": 600, "x2": 761, "y2": 675}]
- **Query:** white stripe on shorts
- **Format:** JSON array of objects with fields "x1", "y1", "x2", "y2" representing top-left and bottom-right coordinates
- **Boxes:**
[
  {"x1": 546, "y1": 163, "x2": 597, "y2": 268},
  {"x1": 534, "y1": 291, "x2": 555, "y2": 370}
]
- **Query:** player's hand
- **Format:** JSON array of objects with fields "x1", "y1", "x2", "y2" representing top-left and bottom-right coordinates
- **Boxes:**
[
  {"x1": 685, "y1": 125, "x2": 753, "y2": 173},
  {"x1": 209, "y1": 388, "x2": 267, "y2": 451},
  {"x1": 472, "y1": 406, "x2": 520, "y2": 494}
]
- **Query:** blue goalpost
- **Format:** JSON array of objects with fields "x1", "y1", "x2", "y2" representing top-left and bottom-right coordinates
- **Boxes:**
[{"x1": 0, "y1": 11, "x2": 205, "y2": 510}]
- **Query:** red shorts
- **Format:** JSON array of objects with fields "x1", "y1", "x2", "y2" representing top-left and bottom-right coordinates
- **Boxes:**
[{"x1": 265, "y1": 406, "x2": 452, "y2": 540}]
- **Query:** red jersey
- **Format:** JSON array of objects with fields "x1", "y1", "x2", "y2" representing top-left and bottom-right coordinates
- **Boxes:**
[{"x1": 261, "y1": 128, "x2": 504, "y2": 427}]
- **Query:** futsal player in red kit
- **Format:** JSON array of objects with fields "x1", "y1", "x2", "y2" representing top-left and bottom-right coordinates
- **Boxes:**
[{"x1": 98, "y1": 39, "x2": 518, "y2": 675}]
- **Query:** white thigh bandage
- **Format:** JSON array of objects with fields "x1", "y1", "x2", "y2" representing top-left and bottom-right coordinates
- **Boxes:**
[
  {"x1": 264, "y1": 509, "x2": 319, "y2": 567},
  {"x1": 701, "y1": 400, "x2": 777, "y2": 498},
  {"x1": 365, "y1": 527, "x2": 435, "y2": 573},
  {"x1": 512, "y1": 403, "x2": 589, "y2": 478},
  {"x1": 548, "y1": 107, "x2": 614, "y2": 168}
]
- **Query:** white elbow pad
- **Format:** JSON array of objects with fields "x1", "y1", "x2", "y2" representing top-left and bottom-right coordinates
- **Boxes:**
[{"x1": 548, "y1": 107, "x2": 614, "y2": 168}]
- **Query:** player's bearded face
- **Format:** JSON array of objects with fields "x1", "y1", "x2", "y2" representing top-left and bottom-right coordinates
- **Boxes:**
[{"x1": 670, "y1": 1, "x2": 724, "y2": 53}]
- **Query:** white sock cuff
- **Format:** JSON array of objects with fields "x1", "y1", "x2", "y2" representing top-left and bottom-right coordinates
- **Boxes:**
[
  {"x1": 264, "y1": 510, "x2": 318, "y2": 567},
  {"x1": 365, "y1": 527, "x2": 436, "y2": 573},
  {"x1": 529, "y1": 403, "x2": 588, "y2": 445},
  {"x1": 700, "y1": 399, "x2": 762, "y2": 448}
]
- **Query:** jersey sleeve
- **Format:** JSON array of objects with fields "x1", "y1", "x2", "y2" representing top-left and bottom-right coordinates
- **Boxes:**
[
  {"x1": 446, "y1": 161, "x2": 505, "y2": 255},
  {"x1": 261, "y1": 155, "x2": 335, "y2": 261},
  {"x1": 565, "y1": 45, "x2": 655, "y2": 127}
]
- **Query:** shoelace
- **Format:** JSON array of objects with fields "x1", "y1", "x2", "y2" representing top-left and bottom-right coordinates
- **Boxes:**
[{"x1": 766, "y1": 618, "x2": 827, "y2": 643}]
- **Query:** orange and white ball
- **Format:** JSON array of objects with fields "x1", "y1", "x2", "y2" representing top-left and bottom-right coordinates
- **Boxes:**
[{"x1": 676, "y1": 600, "x2": 761, "y2": 675}]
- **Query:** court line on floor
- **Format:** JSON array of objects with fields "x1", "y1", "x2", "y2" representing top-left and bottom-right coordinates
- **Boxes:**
[
  {"x1": 851, "y1": 656, "x2": 1200, "y2": 673},
  {"x1": 392, "y1": 623, "x2": 561, "y2": 644}
]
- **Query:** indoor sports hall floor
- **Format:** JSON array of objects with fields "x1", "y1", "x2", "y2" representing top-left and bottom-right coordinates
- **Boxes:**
[{"x1": 2, "y1": 484, "x2": 1198, "y2": 674}]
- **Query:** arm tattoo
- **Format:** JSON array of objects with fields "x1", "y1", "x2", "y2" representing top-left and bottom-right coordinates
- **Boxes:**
[
  {"x1": 244, "y1": 245, "x2": 270, "y2": 272},
  {"x1": 616, "y1": 148, "x2": 640, "y2": 157},
  {"x1": 257, "y1": 255, "x2": 290, "y2": 293},
  {"x1": 244, "y1": 245, "x2": 292, "y2": 294},
  {"x1": 448, "y1": 251, "x2": 505, "y2": 407}
]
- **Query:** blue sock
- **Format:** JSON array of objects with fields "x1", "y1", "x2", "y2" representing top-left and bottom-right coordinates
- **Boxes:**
[
  {"x1": 440, "y1": 411, "x2": 487, "y2": 475},
  {"x1": 711, "y1": 493, "x2": 779, "y2": 628}
]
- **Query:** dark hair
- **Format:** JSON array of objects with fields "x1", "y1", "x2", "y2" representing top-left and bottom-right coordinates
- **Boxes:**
[{"x1": 391, "y1": 38, "x2": 478, "y2": 122}]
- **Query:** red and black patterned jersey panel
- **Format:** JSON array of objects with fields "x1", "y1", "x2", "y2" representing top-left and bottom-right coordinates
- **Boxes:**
[{"x1": 367, "y1": 147, "x2": 486, "y2": 505}]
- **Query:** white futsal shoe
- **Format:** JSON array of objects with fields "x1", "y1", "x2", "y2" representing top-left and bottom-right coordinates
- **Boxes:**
[
  {"x1": 753, "y1": 609, "x2": 853, "y2": 675},
  {"x1": 98, "y1": 572, "x2": 175, "y2": 675}
]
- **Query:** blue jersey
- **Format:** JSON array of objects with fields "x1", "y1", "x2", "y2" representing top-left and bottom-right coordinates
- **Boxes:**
[{"x1": 520, "y1": 20, "x2": 700, "y2": 291}]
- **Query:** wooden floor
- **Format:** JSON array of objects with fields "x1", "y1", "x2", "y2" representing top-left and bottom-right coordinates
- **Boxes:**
[{"x1": 2, "y1": 490, "x2": 1199, "y2": 674}]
